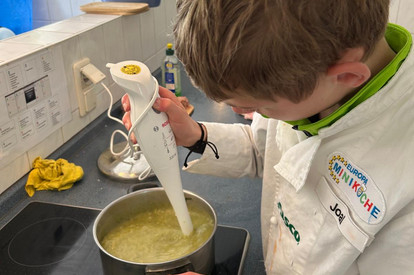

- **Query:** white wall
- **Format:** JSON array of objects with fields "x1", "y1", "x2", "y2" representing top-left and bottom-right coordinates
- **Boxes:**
[
  {"x1": 32, "y1": 1, "x2": 165, "y2": 29},
  {"x1": 0, "y1": 1, "x2": 177, "y2": 194},
  {"x1": 32, "y1": 0, "x2": 101, "y2": 29},
  {"x1": 31, "y1": 0, "x2": 413, "y2": 33}
]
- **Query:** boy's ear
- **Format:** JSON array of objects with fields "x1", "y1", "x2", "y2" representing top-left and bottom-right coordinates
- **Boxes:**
[
  {"x1": 327, "y1": 47, "x2": 371, "y2": 88},
  {"x1": 327, "y1": 62, "x2": 371, "y2": 88}
]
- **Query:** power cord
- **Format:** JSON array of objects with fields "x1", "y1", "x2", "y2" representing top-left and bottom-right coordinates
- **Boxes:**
[{"x1": 101, "y1": 82, "x2": 155, "y2": 181}]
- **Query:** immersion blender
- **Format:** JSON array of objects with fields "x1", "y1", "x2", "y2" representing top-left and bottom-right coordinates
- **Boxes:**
[{"x1": 107, "y1": 61, "x2": 193, "y2": 235}]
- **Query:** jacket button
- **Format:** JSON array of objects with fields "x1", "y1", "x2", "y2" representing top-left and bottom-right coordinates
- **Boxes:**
[{"x1": 270, "y1": 216, "x2": 277, "y2": 225}]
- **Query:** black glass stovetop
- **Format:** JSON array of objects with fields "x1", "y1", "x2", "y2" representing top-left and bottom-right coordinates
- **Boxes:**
[{"x1": 0, "y1": 201, "x2": 249, "y2": 275}]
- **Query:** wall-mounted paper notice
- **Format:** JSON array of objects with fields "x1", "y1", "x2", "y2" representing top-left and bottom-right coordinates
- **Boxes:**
[{"x1": 0, "y1": 46, "x2": 72, "y2": 168}]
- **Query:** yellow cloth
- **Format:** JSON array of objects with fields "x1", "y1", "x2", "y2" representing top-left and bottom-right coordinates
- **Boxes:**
[{"x1": 25, "y1": 157, "x2": 84, "y2": 197}]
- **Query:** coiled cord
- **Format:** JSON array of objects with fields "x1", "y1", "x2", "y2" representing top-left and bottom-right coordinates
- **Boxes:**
[{"x1": 101, "y1": 79, "x2": 159, "y2": 181}]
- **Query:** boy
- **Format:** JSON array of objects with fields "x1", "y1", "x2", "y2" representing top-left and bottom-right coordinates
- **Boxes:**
[{"x1": 123, "y1": 0, "x2": 414, "y2": 274}]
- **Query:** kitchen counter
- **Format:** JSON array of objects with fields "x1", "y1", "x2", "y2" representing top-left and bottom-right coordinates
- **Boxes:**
[{"x1": 0, "y1": 69, "x2": 265, "y2": 275}]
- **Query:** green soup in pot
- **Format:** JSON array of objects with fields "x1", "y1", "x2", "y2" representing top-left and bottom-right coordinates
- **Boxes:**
[{"x1": 100, "y1": 202, "x2": 214, "y2": 263}]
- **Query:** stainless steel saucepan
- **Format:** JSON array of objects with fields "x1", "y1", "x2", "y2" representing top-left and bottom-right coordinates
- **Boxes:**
[{"x1": 93, "y1": 186, "x2": 217, "y2": 275}]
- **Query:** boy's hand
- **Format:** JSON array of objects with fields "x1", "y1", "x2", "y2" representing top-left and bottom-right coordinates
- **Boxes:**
[
  {"x1": 121, "y1": 94, "x2": 137, "y2": 143},
  {"x1": 121, "y1": 86, "x2": 202, "y2": 147}
]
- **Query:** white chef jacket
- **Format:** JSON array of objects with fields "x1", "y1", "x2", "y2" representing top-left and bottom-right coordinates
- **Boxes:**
[{"x1": 184, "y1": 26, "x2": 414, "y2": 274}]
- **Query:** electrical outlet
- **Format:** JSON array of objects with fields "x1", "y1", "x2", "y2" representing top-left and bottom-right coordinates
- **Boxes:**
[
  {"x1": 84, "y1": 87, "x2": 97, "y2": 112},
  {"x1": 73, "y1": 58, "x2": 105, "y2": 117}
]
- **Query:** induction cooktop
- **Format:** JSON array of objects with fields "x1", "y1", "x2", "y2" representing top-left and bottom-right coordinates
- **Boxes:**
[{"x1": 0, "y1": 201, "x2": 249, "y2": 275}]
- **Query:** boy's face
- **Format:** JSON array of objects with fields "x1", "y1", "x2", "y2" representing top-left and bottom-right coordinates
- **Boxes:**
[{"x1": 223, "y1": 74, "x2": 347, "y2": 121}]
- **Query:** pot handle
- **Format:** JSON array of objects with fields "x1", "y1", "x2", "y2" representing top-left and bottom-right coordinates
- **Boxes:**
[
  {"x1": 145, "y1": 260, "x2": 194, "y2": 275},
  {"x1": 127, "y1": 181, "x2": 160, "y2": 193}
]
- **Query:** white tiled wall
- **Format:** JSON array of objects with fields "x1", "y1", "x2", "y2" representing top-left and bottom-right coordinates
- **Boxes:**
[
  {"x1": 32, "y1": 0, "x2": 101, "y2": 29},
  {"x1": 0, "y1": 2, "x2": 177, "y2": 194},
  {"x1": 32, "y1": 0, "x2": 414, "y2": 35},
  {"x1": 32, "y1": 0, "x2": 169, "y2": 30}
]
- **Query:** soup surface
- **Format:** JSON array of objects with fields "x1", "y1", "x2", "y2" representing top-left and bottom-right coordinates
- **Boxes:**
[{"x1": 100, "y1": 202, "x2": 214, "y2": 263}]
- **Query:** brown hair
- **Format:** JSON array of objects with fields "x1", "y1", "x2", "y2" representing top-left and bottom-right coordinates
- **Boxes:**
[{"x1": 173, "y1": 0, "x2": 390, "y2": 102}]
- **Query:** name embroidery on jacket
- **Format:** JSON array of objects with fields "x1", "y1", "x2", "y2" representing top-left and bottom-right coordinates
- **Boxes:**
[
  {"x1": 277, "y1": 202, "x2": 300, "y2": 244},
  {"x1": 316, "y1": 178, "x2": 370, "y2": 252},
  {"x1": 330, "y1": 203, "x2": 345, "y2": 224},
  {"x1": 327, "y1": 152, "x2": 385, "y2": 224}
]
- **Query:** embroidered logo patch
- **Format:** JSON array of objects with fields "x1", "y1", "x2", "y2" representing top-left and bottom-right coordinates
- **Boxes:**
[{"x1": 327, "y1": 152, "x2": 385, "y2": 224}]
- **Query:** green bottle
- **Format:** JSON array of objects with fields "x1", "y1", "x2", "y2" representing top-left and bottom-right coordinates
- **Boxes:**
[{"x1": 161, "y1": 43, "x2": 182, "y2": 96}]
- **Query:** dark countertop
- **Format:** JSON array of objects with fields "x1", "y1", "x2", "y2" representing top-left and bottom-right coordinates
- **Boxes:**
[{"x1": 0, "y1": 69, "x2": 265, "y2": 275}]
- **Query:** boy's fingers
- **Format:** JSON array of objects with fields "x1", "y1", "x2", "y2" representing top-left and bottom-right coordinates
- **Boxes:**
[
  {"x1": 177, "y1": 96, "x2": 189, "y2": 108},
  {"x1": 122, "y1": 86, "x2": 186, "y2": 145},
  {"x1": 158, "y1": 86, "x2": 176, "y2": 99},
  {"x1": 122, "y1": 111, "x2": 131, "y2": 130},
  {"x1": 130, "y1": 132, "x2": 137, "y2": 144},
  {"x1": 124, "y1": 86, "x2": 183, "y2": 113},
  {"x1": 121, "y1": 94, "x2": 130, "y2": 111},
  {"x1": 158, "y1": 86, "x2": 184, "y2": 109},
  {"x1": 122, "y1": 111, "x2": 137, "y2": 143},
  {"x1": 154, "y1": 97, "x2": 187, "y2": 122}
]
